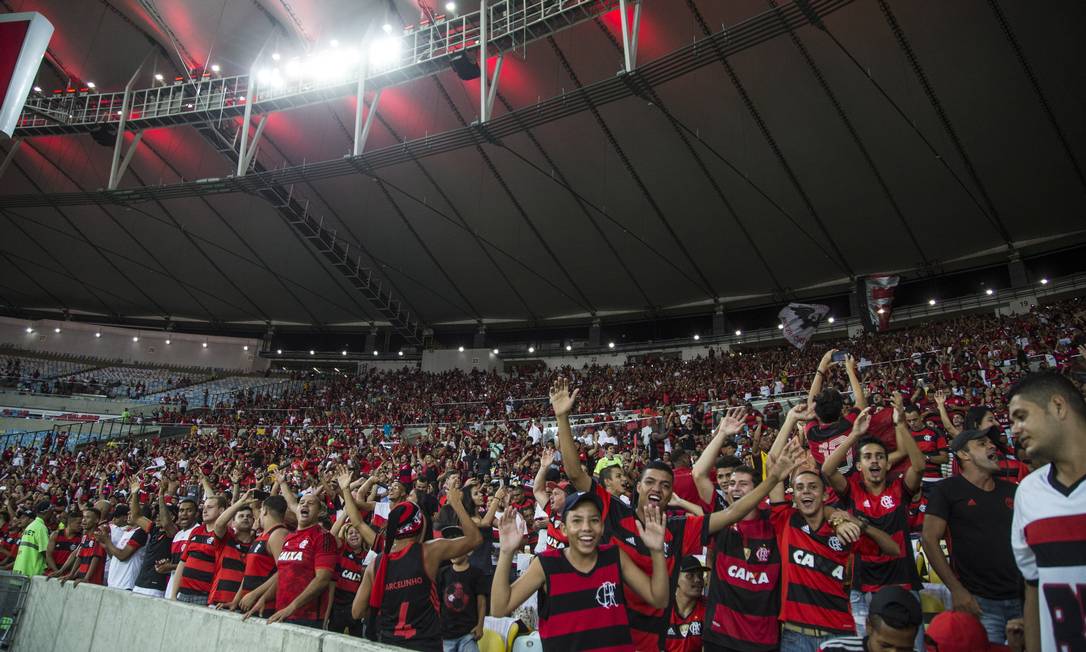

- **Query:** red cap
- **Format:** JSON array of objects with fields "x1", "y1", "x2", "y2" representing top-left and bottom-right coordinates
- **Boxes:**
[{"x1": 925, "y1": 611, "x2": 1010, "y2": 652}]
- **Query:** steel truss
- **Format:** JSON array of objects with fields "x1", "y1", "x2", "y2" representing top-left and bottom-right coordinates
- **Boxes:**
[
  {"x1": 0, "y1": 0, "x2": 854, "y2": 209},
  {"x1": 14, "y1": 0, "x2": 622, "y2": 137}
]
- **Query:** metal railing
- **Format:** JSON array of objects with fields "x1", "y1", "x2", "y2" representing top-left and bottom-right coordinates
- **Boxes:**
[{"x1": 15, "y1": 0, "x2": 619, "y2": 136}]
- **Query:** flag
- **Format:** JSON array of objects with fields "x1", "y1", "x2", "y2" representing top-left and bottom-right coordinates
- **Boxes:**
[
  {"x1": 857, "y1": 275, "x2": 900, "y2": 333},
  {"x1": 778, "y1": 302, "x2": 830, "y2": 349}
]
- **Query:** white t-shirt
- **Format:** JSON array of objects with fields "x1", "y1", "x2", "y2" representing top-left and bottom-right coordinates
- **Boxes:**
[
  {"x1": 1011, "y1": 464, "x2": 1086, "y2": 652},
  {"x1": 165, "y1": 525, "x2": 195, "y2": 597},
  {"x1": 106, "y1": 526, "x2": 146, "y2": 590}
]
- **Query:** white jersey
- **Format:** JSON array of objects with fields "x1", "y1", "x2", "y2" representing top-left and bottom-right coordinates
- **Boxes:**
[
  {"x1": 106, "y1": 526, "x2": 146, "y2": 590},
  {"x1": 1011, "y1": 464, "x2": 1086, "y2": 652},
  {"x1": 165, "y1": 525, "x2": 195, "y2": 598}
]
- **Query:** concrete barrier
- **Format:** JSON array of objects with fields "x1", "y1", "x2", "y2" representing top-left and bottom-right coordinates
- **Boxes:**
[{"x1": 14, "y1": 578, "x2": 400, "y2": 652}]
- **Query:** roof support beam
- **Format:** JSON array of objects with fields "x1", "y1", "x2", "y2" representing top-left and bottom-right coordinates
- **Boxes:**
[
  {"x1": 479, "y1": 0, "x2": 490, "y2": 123},
  {"x1": 240, "y1": 117, "x2": 268, "y2": 174},
  {"x1": 355, "y1": 89, "x2": 382, "y2": 156},
  {"x1": 0, "y1": 138, "x2": 20, "y2": 181},
  {"x1": 108, "y1": 131, "x2": 143, "y2": 190},
  {"x1": 618, "y1": 0, "x2": 642, "y2": 72},
  {"x1": 108, "y1": 50, "x2": 154, "y2": 190},
  {"x1": 485, "y1": 54, "x2": 503, "y2": 123}
]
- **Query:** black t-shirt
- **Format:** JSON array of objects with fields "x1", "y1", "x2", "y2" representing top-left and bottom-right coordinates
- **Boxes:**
[
  {"x1": 925, "y1": 475, "x2": 1021, "y2": 599},
  {"x1": 134, "y1": 523, "x2": 173, "y2": 591},
  {"x1": 438, "y1": 565, "x2": 486, "y2": 639}
]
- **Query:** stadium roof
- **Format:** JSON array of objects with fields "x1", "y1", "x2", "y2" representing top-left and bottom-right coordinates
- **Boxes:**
[{"x1": 1, "y1": 0, "x2": 1084, "y2": 340}]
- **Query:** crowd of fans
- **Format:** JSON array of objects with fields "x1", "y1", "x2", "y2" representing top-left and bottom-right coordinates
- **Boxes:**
[{"x1": 3, "y1": 296, "x2": 1086, "y2": 652}]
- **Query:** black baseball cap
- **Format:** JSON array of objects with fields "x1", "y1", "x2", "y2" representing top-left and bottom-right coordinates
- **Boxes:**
[
  {"x1": 35, "y1": 500, "x2": 53, "y2": 514},
  {"x1": 561, "y1": 491, "x2": 604, "y2": 519},
  {"x1": 868, "y1": 586, "x2": 922, "y2": 629},
  {"x1": 949, "y1": 429, "x2": 989, "y2": 453},
  {"x1": 680, "y1": 556, "x2": 708, "y2": 573}
]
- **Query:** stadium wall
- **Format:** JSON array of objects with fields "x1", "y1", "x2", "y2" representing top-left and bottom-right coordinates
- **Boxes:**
[
  {"x1": 14, "y1": 576, "x2": 398, "y2": 652},
  {"x1": 0, "y1": 317, "x2": 267, "y2": 373}
]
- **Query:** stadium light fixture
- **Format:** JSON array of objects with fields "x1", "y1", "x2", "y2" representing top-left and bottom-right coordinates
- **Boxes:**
[
  {"x1": 445, "y1": 1, "x2": 457, "y2": 11},
  {"x1": 492, "y1": 349, "x2": 500, "y2": 355},
  {"x1": 95, "y1": 332, "x2": 101, "y2": 338},
  {"x1": 202, "y1": 342, "x2": 208, "y2": 348},
  {"x1": 133, "y1": 336, "x2": 139, "y2": 342},
  {"x1": 382, "y1": 23, "x2": 392, "y2": 33},
  {"x1": 309, "y1": 350, "x2": 315, "y2": 355},
  {"x1": 369, "y1": 36, "x2": 401, "y2": 69},
  {"x1": 243, "y1": 345, "x2": 249, "y2": 351},
  {"x1": 54, "y1": 327, "x2": 61, "y2": 333},
  {"x1": 210, "y1": 64, "x2": 220, "y2": 73},
  {"x1": 928, "y1": 299, "x2": 936, "y2": 306},
  {"x1": 24, "y1": 326, "x2": 32, "y2": 333},
  {"x1": 1040, "y1": 278, "x2": 1048, "y2": 285},
  {"x1": 154, "y1": 73, "x2": 164, "y2": 81},
  {"x1": 86, "y1": 81, "x2": 96, "y2": 88},
  {"x1": 342, "y1": 350, "x2": 347, "y2": 356},
  {"x1": 608, "y1": 342, "x2": 615, "y2": 349},
  {"x1": 565, "y1": 344, "x2": 572, "y2": 351},
  {"x1": 777, "y1": 324, "x2": 784, "y2": 330},
  {"x1": 458, "y1": 346, "x2": 464, "y2": 352},
  {"x1": 165, "y1": 339, "x2": 171, "y2": 345},
  {"x1": 528, "y1": 346, "x2": 535, "y2": 353},
  {"x1": 692, "y1": 334, "x2": 700, "y2": 341},
  {"x1": 271, "y1": 52, "x2": 281, "y2": 61},
  {"x1": 373, "y1": 350, "x2": 378, "y2": 356},
  {"x1": 398, "y1": 351, "x2": 404, "y2": 356},
  {"x1": 827, "y1": 316, "x2": 835, "y2": 324},
  {"x1": 985, "y1": 288, "x2": 994, "y2": 296},
  {"x1": 277, "y1": 349, "x2": 283, "y2": 354},
  {"x1": 734, "y1": 329, "x2": 742, "y2": 336},
  {"x1": 877, "y1": 308, "x2": 885, "y2": 314},
  {"x1": 33, "y1": 86, "x2": 41, "y2": 92}
]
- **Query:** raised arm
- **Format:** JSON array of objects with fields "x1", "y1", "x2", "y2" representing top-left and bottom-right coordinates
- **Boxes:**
[
  {"x1": 532, "y1": 450, "x2": 557, "y2": 508},
  {"x1": 710, "y1": 439, "x2": 804, "y2": 533},
  {"x1": 807, "y1": 349, "x2": 837, "y2": 405},
  {"x1": 490, "y1": 509, "x2": 545, "y2": 617},
  {"x1": 129, "y1": 476, "x2": 151, "y2": 530},
  {"x1": 693, "y1": 408, "x2": 746, "y2": 505},
  {"x1": 770, "y1": 402, "x2": 814, "y2": 462},
  {"x1": 845, "y1": 355, "x2": 866, "y2": 410},
  {"x1": 892, "y1": 393, "x2": 925, "y2": 494},
  {"x1": 934, "y1": 391, "x2": 961, "y2": 437},
  {"x1": 273, "y1": 470, "x2": 298, "y2": 513},
  {"x1": 617, "y1": 503, "x2": 670, "y2": 609},
  {"x1": 820, "y1": 408, "x2": 872, "y2": 495},
  {"x1": 551, "y1": 379, "x2": 589, "y2": 492},
  {"x1": 334, "y1": 466, "x2": 376, "y2": 548},
  {"x1": 213, "y1": 490, "x2": 253, "y2": 539},
  {"x1": 424, "y1": 483, "x2": 482, "y2": 568}
]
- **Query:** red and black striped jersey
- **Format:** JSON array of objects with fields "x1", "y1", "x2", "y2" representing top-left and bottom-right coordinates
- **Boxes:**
[
  {"x1": 592, "y1": 480, "x2": 708, "y2": 651},
  {"x1": 771, "y1": 503, "x2": 856, "y2": 636},
  {"x1": 911, "y1": 428, "x2": 948, "y2": 480},
  {"x1": 208, "y1": 534, "x2": 253, "y2": 605},
  {"x1": 705, "y1": 509, "x2": 780, "y2": 651},
  {"x1": 538, "y1": 544, "x2": 634, "y2": 652},
  {"x1": 334, "y1": 544, "x2": 366, "y2": 605},
  {"x1": 373, "y1": 542, "x2": 440, "y2": 648},
  {"x1": 52, "y1": 532, "x2": 81, "y2": 570},
  {"x1": 179, "y1": 524, "x2": 225, "y2": 596},
  {"x1": 665, "y1": 598, "x2": 706, "y2": 652},
  {"x1": 76, "y1": 534, "x2": 105, "y2": 585},
  {"x1": 844, "y1": 473, "x2": 921, "y2": 592},
  {"x1": 240, "y1": 524, "x2": 284, "y2": 595}
]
